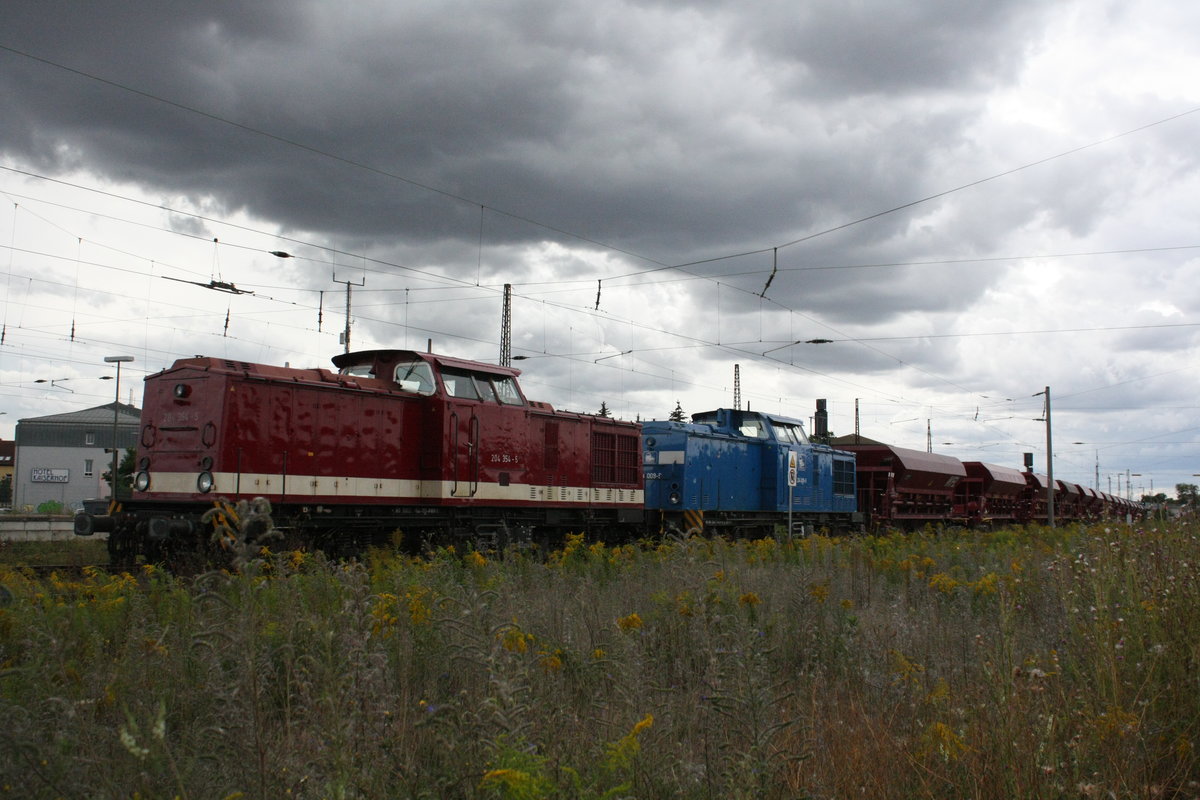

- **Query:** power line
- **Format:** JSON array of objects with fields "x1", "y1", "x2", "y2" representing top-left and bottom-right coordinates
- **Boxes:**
[
  {"x1": 4, "y1": 43, "x2": 1199, "y2": 433},
  {"x1": 794, "y1": 321, "x2": 1200, "y2": 343}
]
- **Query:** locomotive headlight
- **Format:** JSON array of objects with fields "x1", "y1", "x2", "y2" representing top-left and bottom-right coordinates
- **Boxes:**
[
  {"x1": 173, "y1": 383, "x2": 192, "y2": 399},
  {"x1": 133, "y1": 471, "x2": 151, "y2": 492},
  {"x1": 668, "y1": 491, "x2": 682, "y2": 505},
  {"x1": 196, "y1": 471, "x2": 215, "y2": 493}
]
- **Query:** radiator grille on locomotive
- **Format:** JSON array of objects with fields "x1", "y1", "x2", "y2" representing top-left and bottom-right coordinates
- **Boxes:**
[{"x1": 591, "y1": 432, "x2": 640, "y2": 485}]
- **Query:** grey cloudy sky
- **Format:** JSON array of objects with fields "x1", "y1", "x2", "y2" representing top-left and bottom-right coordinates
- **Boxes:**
[{"x1": 2, "y1": 0, "x2": 1199, "y2": 498}]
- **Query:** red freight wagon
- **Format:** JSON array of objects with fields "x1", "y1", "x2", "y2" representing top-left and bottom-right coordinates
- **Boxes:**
[
  {"x1": 954, "y1": 462, "x2": 1028, "y2": 527},
  {"x1": 837, "y1": 443, "x2": 966, "y2": 530},
  {"x1": 78, "y1": 349, "x2": 643, "y2": 565},
  {"x1": 1078, "y1": 486, "x2": 1103, "y2": 519},
  {"x1": 1019, "y1": 473, "x2": 1052, "y2": 525},
  {"x1": 1055, "y1": 480, "x2": 1084, "y2": 522}
]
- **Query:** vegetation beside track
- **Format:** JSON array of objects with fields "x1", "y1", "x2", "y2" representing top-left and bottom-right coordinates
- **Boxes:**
[{"x1": 1, "y1": 521, "x2": 1197, "y2": 798}]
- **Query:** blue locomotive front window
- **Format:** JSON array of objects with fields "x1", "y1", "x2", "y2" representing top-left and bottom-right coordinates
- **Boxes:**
[{"x1": 771, "y1": 421, "x2": 809, "y2": 444}]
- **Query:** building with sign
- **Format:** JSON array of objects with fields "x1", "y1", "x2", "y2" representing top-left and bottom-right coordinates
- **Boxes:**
[{"x1": 12, "y1": 402, "x2": 140, "y2": 512}]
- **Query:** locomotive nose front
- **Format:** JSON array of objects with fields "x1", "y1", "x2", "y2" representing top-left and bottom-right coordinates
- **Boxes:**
[{"x1": 133, "y1": 372, "x2": 222, "y2": 500}]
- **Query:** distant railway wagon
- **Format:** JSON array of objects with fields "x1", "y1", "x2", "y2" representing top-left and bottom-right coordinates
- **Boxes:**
[
  {"x1": 1019, "y1": 473, "x2": 1053, "y2": 525},
  {"x1": 954, "y1": 461, "x2": 1028, "y2": 526},
  {"x1": 836, "y1": 442, "x2": 966, "y2": 530},
  {"x1": 1078, "y1": 486, "x2": 1103, "y2": 519}
]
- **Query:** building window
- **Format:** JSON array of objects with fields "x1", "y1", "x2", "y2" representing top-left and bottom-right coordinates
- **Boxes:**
[
  {"x1": 85, "y1": 432, "x2": 96, "y2": 445},
  {"x1": 84, "y1": 459, "x2": 94, "y2": 477}
]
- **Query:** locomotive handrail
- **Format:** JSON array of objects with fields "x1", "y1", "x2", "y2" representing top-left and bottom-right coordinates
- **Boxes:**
[
  {"x1": 469, "y1": 414, "x2": 480, "y2": 496},
  {"x1": 450, "y1": 411, "x2": 460, "y2": 496}
]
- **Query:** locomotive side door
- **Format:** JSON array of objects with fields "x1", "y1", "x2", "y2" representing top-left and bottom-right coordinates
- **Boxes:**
[
  {"x1": 449, "y1": 410, "x2": 480, "y2": 497},
  {"x1": 441, "y1": 368, "x2": 481, "y2": 498}
]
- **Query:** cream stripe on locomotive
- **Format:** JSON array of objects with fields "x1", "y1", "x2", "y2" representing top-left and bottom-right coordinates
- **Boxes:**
[{"x1": 145, "y1": 471, "x2": 644, "y2": 505}]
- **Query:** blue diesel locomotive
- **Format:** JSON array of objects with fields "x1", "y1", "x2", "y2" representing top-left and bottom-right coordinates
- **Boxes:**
[{"x1": 642, "y1": 408, "x2": 860, "y2": 537}]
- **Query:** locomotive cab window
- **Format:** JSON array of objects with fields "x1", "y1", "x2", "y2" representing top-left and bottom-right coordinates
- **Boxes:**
[
  {"x1": 393, "y1": 359, "x2": 436, "y2": 395},
  {"x1": 771, "y1": 421, "x2": 809, "y2": 445},
  {"x1": 339, "y1": 363, "x2": 376, "y2": 378},
  {"x1": 738, "y1": 419, "x2": 767, "y2": 438},
  {"x1": 493, "y1": 376, "x2": 524, "y2": 405},
  {"x1": 474, "y1": 376, "x2": 499, "y2": 403},
  {"x1": 441, "y1": 367, "x2": 481, "y2": 400}
]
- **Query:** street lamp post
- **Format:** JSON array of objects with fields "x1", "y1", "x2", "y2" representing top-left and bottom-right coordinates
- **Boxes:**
[{"x1": 104, "y1": 356, "x2": 134, "y2": 503}]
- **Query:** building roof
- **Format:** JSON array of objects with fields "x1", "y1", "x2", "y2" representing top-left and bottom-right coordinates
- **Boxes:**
[
  {"x1": 18, "y1": 401, "x2": 141, "y2": 425},
  {"x1": 829, "y1": 433, "x2": 889, "y2": 447}
]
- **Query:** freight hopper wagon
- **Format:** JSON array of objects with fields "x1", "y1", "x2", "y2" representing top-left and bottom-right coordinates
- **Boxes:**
[
  {"x1": 1018, "y1": 472, "x2": 1053, "y2": 525},
  {"x1": 953, "y1": 461, "x2": 1028, "y2": 527},
  {"x1": 642, "y1": 409, "x2": 859, "y2": 537},
  {"x1": 837, "y1": 442, "x2": 966, "y2": 531},
  {"x1": 76, "y1": 349, "x2": 644, "y2": 566}
]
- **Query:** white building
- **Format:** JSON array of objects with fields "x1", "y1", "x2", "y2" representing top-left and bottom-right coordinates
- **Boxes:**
[{"x1": 13, "y1": 402, "x2": 140, "y2": 512}]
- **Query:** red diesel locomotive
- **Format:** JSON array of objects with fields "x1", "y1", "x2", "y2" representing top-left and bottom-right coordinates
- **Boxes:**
[{"x1": 76, "y1": 349, "x2": 643, "y2": 566}]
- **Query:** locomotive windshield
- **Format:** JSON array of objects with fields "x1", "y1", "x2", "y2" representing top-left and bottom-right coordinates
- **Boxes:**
[
  {"x1": 393, "y1": 359, "x2": 436, "y2": 395},
  {"x1": 441, "y1": 366, "x2": 526, "y2": 405},
  {"x1": 771, "y1": 421, "x2": 809, "y2": 445},
  {"x1": 493, "y1": 376, "x2": 523, "y2": 405}
]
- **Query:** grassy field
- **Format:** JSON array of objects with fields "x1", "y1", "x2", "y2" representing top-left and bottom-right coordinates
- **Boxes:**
[
  {"x1": 0, "y1": 537, "x2": 109, "y2": 567},
  {"x1": 0, "y1": 521, "x2": 1197, "y2": 799}
]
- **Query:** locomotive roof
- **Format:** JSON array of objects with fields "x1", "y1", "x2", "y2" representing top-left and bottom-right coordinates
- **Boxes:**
[{"x1": 331, "y1": 349, "x2": 522, "y2": 378}]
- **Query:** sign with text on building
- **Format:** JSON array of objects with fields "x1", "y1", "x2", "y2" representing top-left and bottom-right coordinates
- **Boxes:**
[{"x1": 31, "y1": 468, "x2": 70, "y2": 483}]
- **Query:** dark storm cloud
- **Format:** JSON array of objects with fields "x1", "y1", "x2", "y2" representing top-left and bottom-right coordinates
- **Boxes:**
[
  {"x1": 727, "y1": 0, "x2": 1047, "y2": 97},
  {"x1": 1, "y1": 0, "x2": 1057, "y2": 276}
]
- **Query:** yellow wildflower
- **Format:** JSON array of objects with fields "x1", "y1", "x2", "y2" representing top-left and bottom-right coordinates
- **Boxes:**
[
  {"x1": 617, "y1": 612, "x2": 643, "y2": 631},
  {"x1": 972, "y1": 572, "x2": 999, "y2": 595},
  {"x1": 538, "y1": 649, "x2": 564, "y2": 672},
  {"x1": 927, "y1": 572, "x2": 958, "y2": 594},
  {"x1": 809, "y1": 582, "x2": 830, "y2": 603},
  {"x1": 918, "y1": 721, "x2": 969, "y2": 762},
  {"x1": 631, "y1": 713, "x2": 654, "y2": 736},
  {"x1": 499, "y1": 624, "x2": 534, "y2": 653}
]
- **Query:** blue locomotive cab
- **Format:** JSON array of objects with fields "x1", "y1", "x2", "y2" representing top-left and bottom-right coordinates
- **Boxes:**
[{"x1": 642, "y1": 408, "x2": 857, "y2": 537}]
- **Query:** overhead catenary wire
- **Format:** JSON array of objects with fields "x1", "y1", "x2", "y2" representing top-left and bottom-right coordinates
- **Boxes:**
[{"x1": 3, "y1": 42, "x2": 1199, "y2": 478}]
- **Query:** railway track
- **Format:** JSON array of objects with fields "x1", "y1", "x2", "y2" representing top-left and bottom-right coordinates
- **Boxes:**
[{"x1": 14, "y1": 563, "x2": 110, "y2": 577}]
